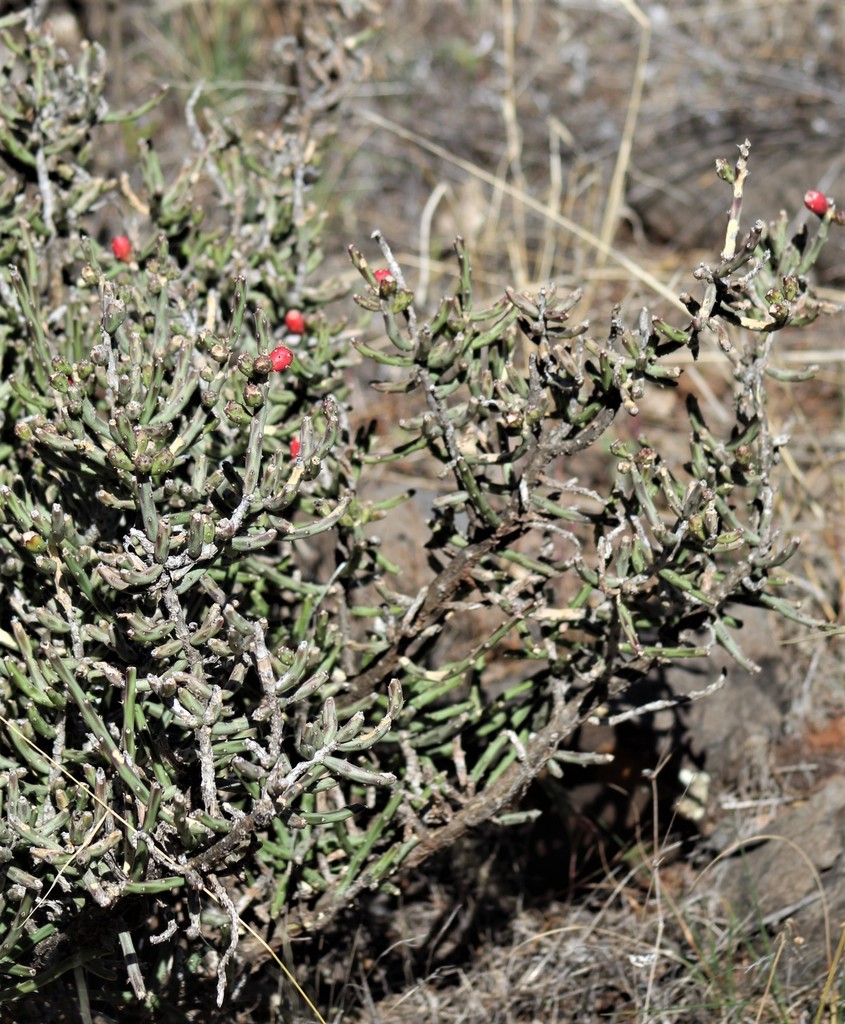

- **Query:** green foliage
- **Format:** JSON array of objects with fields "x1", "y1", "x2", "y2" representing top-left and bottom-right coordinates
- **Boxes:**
[
  {"x1": 0, "y1": 13, "x2": 835, "y2": 1018},
  {"x1": 0, "y1": 8, "x2": 378, "y2": 1010}
]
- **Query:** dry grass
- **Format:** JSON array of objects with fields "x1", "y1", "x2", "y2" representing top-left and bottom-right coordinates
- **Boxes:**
[{"x1": 314, "y1": 772, "x2": 845, "y2": 1023}]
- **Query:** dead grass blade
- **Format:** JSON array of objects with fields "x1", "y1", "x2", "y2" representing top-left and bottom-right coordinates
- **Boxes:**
[
  {"x1": 598, "y1": 0, "x2": 652, "y2": 263},
  {"x1": 357, "y1": 108, "x2": 687, "y2": 311}
]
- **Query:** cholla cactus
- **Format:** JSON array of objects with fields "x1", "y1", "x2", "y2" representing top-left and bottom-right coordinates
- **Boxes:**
[
  {"x1": 0, "y1": 8, "x2": 392, "y2": 1011},
  {"x1": 0, "y1": 11, "x2": 836, "y2": 1019},
  {"x1": 297, "y1": 150, "x2": 833, "y2": 925}
]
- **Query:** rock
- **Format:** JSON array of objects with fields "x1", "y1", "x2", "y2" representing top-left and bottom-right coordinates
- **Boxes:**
[{"x1": 709, "y1": 776, "x2": 845, "y2": 982}]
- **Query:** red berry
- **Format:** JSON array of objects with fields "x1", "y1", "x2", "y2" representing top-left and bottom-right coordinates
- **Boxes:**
[
  {"x1": 373, "y1": 268, "x2": 396, "y2": 297},
  {"x1": 269, "y1": 345, "x2": 294, "y2": 372},
  {"x1": 285, "y1": 309, "x2": 306, "y2": 334},
  {"x1": 111, "y1": 235, "x2": 132, "y2": 262},
  {"x1": 804, "y1": 190, "x2": 830, "y2": 217},
  {"x1": 290, "y1": 437, "x2": 301, "y2": 459}
]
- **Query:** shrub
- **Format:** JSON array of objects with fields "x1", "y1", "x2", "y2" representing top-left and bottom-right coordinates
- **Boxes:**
[{"x1": 0, "y1": 9, "x2": 835, "y2": 1017}]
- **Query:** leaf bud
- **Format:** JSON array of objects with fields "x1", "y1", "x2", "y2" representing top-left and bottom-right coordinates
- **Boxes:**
[
  {"x1": 236, "y1": 353, "x2": 255, "y2": 378},
  {"x1": 107, "y1": 446, "x2": 134, "y2": 471},
  {"x1": 209, "y1": 341, "x2": 231, "y2": 363},
  {"x1": 151, "y1": 447, "x2": 175, "y2": 475},
  {"x1": 224, "y1": 401, "x2": 251, "y2": 426},
  {"x1": 242, "y1": 383, "x2": 265, "y2": 409},
  {"x1": 134, "y1": 451, "x2": 154, "y2": 474}
]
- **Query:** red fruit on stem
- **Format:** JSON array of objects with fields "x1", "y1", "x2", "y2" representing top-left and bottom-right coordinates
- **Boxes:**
[
  {"x1": 373, "y1": 268, "x2": 396, "y2": 296},
  {"x1": 285, "y1": 309, "x2": 306, "y2": 334},
  {"x1": 111, "y1": 235, "x2": 132, "y2": 262},
  {"x1": 804, "y1": 190, "x2": 830, "y2": 217},
  {"x1": 290, "y1": 437, "x2": 301, "y2": 459},
  {"x1": 269, "y1": 345, "x2": 294, "y2": 372}
]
